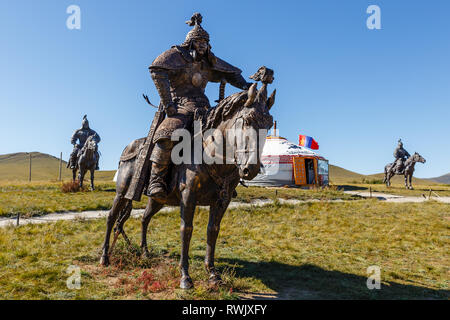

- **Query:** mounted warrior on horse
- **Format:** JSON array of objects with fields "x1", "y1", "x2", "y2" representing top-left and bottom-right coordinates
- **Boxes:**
[
  {"x1": 384, "y1": 139, "x2": 426, "y2": 189},
  {"x1": 100, "y1": 13, "x2": 276, "y2": 289},
  {"x1": 68, "y1": 115, "x2": 101, "y2": 189}
]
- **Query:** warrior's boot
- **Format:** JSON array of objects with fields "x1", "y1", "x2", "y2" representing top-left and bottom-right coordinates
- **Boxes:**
[
  {"x1": 147, "y1": 140, "x2": 173, "y2": 202},
  {"x1": 395, "y1": 160, "x2": 404, "y2": 175},
  {"x1": 148, "y1": 162, "x2": 170, "y2": 201},
  {"x1": 68, "y1": 151, "x2": 77, "y2": 169}
]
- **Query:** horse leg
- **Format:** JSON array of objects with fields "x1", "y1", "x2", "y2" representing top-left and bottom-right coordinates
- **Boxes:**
[
  {"x1": 100, "y1": 194, "x2": 129, "y2": 266},
  {"x1": 387, "y1": 172, "x2": 392, "y2": 187},
  {"x1": 179, "y1": 192, "x2": 196, "y2": 289},
  {"x1": 140, "y1": 198, "x2": 164, "y2": 258},
  {"x1": 205, "y1": 202, "x2": 228, "y2": 286},
  {"x1": 72, "y1": 169, "x2": 76, "y2": 182},
  {"x1": 90, "y1": 168, "x2": 95, "y2": 191},
  {"x1": 111, "y1": 201, "x2": 133, "y2": 251},
  {"x1": 404, "y1": 174, "x2": 408, "y2": 189},
  {"x1": 409, "y1": 174, "x2": 413, "y2": 190},
  {"x1": 78, "y1": 167, "x2": 85, "y2": 189}
]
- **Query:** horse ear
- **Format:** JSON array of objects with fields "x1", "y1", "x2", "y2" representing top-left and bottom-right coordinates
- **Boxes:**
[
  {"x1": 267, "y1": 89, "x2": 276, "y2": 110},
  {"x1": 244, "y1": 83, "x2": 258, "y2": 107}
]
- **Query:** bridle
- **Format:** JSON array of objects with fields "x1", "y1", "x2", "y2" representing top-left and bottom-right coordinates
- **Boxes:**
[{"x1": 203, "y1": 106, "x2": 260, "y2": 208}]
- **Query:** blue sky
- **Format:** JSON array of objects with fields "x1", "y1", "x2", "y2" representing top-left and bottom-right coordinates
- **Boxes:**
[{"x1": 0, "y1": 0, "x2": 449, "y2": 178}]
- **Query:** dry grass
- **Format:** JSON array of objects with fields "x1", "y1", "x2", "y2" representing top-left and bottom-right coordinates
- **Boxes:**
[
  {"x1": 0, "y1": 200, "x2": 448, "y2": 300},
  {"x1": 60, "y1": 180, "x2": 88, "y2": 193}
]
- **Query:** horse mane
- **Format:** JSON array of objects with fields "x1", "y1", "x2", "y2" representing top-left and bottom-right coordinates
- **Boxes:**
[
  {"x1": 81, "y1": 135, "x2": 96, "y2": 153},
  {"x1": 201, "y1": 91, "x2": 248, "y2": 132},
  {"x1": 405, "y1": 152, "x2": 418, "y2": 166}
]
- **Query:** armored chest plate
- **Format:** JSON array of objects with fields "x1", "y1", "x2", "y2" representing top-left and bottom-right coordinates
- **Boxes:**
[{"x1": 189, "y1": 61, "x2": 209, "y2": 88}]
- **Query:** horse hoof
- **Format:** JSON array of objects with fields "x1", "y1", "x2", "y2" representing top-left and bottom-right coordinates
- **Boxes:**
[
  {"x1": 141, "y1": 249, "x2": 152, "y2": 259},
  {"x1": 99, "y1": 255, "x2": 110, "y2": 266},
  {"x1": 180, "y1": 276, "x2": 194, "y2": 290},
  {"x1": 208, "y1": 273, "x2": 223, "y2": 286}
]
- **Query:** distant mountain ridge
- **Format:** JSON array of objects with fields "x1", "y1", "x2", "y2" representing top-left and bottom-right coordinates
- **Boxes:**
[{"x1": 428, "y1": 173, "x2": 450, "y2": 184}]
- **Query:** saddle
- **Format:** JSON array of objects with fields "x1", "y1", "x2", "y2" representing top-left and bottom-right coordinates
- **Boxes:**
[
  {"x1": 393, "y1": 159, "x2": 405, "y2": 174},
  {"x1": 120, "y1": 137, "x2": 146, "y2": 162}
]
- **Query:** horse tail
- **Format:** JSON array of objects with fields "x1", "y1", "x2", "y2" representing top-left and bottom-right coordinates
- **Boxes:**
[{"x1": 383, "y1": 165, "x2": 389, "y2": 183}]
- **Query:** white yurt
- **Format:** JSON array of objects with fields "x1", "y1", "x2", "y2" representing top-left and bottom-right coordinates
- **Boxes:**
[{"x1": 249, "y1": 126, "x2": 329, "y2": 187}]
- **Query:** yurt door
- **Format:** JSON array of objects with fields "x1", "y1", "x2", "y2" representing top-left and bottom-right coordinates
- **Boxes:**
[{"x1": 293, "y1": 157, "x2": 307, "y2": 185}]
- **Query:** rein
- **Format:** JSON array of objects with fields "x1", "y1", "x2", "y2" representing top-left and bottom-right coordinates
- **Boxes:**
[{"x1": 202, "y1": 108, "x2": 245, "y2": 208}]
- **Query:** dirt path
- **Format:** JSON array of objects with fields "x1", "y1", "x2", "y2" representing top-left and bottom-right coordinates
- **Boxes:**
[
  {"x1": 0, "y1": 198, "x2": 311, "y2": 228},
  {"x1": 1, "y1": 194, "x2": 448, "y2": 228},
  {"x1": 343, "y1": 191, "x2": 450, "y2": 203}
]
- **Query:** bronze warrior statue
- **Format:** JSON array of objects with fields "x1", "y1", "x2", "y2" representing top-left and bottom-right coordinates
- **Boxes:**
[
  {"x1": 392, "y1": 139, "x2": 410, "y2": 174},
  {"x1": 100, "y1": 13, "x2": 276, "y2": 290},
  {"x1": 146, "y1": 12, "x2": 252, "y2": 202},
  {"x1": 68, "y1": 115, "x2": 101, "y2": 170}
]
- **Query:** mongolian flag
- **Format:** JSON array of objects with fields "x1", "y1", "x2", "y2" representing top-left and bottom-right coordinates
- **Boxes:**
[{"x1": 299, "y1": 135, "x2": 319, "y2": 150}]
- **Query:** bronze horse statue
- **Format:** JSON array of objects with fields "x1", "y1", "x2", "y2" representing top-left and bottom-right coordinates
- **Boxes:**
[
  {"x1": 383, "y1": 152, "x2": 426, "y2": 189},
  {"x1": 100, "y1": 82, "x2": 275, "y2": 289},
  {"x1": 72, "y1": 135, "x2": 99, "y2": 190}
]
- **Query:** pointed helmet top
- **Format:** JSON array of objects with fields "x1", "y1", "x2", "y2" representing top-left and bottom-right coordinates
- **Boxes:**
[{"x1": 183, "y1": 13, "x2": 209, "y2": 44}]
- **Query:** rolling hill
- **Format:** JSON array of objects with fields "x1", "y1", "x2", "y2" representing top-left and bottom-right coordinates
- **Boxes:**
[
  {"x1": 428, "y1": 173, "x2": 450, "y2": 185},
  {"x1": 328, "y1": 164, "x2": 365, "y2": 184},
  {"x1": 329, "y1": 164, "x2": 435, "y2": 185},
  {"x1": 0, "y1": 152, "x2": 115, "y2": 182}
]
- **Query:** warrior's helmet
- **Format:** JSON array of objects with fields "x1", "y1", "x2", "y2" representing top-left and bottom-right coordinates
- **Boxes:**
[
  {"x1": 181, "y1": 13, "x2": 216, "y2": 64},
  {"x1": 82, "y1": 115, "x2": 90, "y2": 129},
  {"x1": 398, "y1": 139, "x2": 403, "y2": 148},
  {"x1": 182, "y1": 13, "x2": 209, "y2": 45}
]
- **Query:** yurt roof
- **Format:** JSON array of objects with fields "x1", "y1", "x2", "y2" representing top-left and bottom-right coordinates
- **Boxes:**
[{"x1": 262, "y1": 136, "x2": 322, "y2": 158}]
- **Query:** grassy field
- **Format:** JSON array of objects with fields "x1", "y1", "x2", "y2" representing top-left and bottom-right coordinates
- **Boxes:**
[
  {"x1": 0, "y1": 200, "x2": 448, "y2": 300},
  {"x1": 337, "y1": 183, "x2": 450, "y2": 197},
  {"x1": 0, "y1": 182, "x2": 360, "y2": 217}
]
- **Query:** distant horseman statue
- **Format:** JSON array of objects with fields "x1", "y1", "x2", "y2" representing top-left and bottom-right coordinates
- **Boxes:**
[
  {"x1": 100, "y1": 13, "x2": 276, "y2": 290},
  {"x1": 68, "y1": 115, "x2": 101, "y2": 189},
  {"x1": 384, "y1": 139, "x2": 426, "y2": 189},
  {"x1": 393, "y1": 139, "x2": 410, "y2": 174}
]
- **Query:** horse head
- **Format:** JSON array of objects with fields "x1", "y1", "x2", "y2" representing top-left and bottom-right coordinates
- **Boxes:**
[
  {"x1": 82, "y1": 136, "x2": 98, "y2": 159},
  {"x1": 412, "y1": 152, "x2": 426, "y2": 164},
  {"x1": 207, "y1": 67, "x2": 275, "y2": 180}
]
